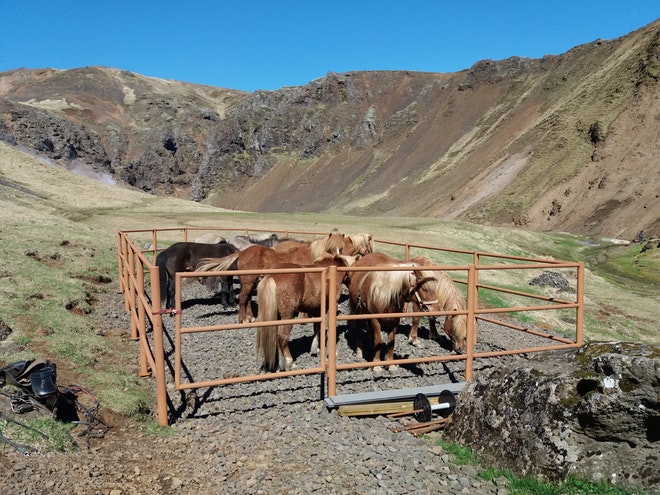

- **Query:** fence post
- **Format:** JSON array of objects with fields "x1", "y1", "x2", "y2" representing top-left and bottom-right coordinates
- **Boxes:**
[
  {"x1": 117, "y1": 232, "x2": 125, "y2": 295},
  {"x1": 149, "y1": 264, "x2": 169, "y2": 426},
  {"x1": 326, "y1": 265, "x2": 338, "y2": 397},
  {"x1": 576, "y1": 262, "x2": 585, "y2": 346},
  {"x1": 465, "y1": 264, "x2": 477, "y2": 381}
]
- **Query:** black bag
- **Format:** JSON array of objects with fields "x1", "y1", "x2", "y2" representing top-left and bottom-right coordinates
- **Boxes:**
[{"x1": 0, "y1": 359, "x2": 59, "y2": 409}]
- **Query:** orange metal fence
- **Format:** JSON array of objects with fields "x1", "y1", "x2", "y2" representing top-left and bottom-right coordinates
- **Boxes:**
[{"x1": 117, "y1": 228, "x2": 584, "y2": 426}]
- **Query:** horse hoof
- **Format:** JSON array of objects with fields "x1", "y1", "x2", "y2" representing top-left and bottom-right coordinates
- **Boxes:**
[
  {"x1": 408, "y1": 337, "x2": 422, "y2": 348},
  {"x1": 387, "y1": 364, "x2": 399, "y2": 372},
  {"x1": 373, "y1": 365, "x2": 383, "y2": 373}
]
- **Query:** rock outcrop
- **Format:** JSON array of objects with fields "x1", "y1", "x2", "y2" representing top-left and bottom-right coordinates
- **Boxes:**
[{"x1": 444, "y1": 342, "x2": 659, "y2": 491}]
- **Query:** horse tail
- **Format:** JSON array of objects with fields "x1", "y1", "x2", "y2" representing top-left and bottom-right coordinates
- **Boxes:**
[
  {"x1": 155, "y1": 251, "x2": 169, "y2": 306},
  {"x1": 196, "y1": 252, "x2": 240, "y2": 272},
  {"x1": 256, "y1": 276, "x2": 279, "y2": 372}
]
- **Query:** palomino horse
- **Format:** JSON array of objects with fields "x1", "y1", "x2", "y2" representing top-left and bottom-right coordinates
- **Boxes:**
[
  {"x1": 156, "y1": 241, "x2": 238, "y2": 309},
  {"x1": 407, "y1": 256, "x2": 468, "y2": 352},
  {"x1": 255, "y1": 254, "x2": 356, "y2": 372},
  {"x1": 197, "y1": 233, "x2": 369, "y2": 323},
  {"x1": 346, "y1": 253, "x2": 443, "y2": 371}
]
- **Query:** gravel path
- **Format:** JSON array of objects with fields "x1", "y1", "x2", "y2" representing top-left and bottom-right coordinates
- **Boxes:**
[{"x1": 0, "y1": 277, "x2": 557, "y2": 495}]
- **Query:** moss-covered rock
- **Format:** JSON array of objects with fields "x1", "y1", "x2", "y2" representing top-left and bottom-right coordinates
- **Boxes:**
[{"x1": 444, "y1": 341, "x2": 659, "y2": 491}]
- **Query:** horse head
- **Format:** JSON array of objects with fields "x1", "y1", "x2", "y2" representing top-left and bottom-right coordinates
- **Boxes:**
[
  {"x1": 444, "y1": 309, "x2": 467, "y2": 353},
  {"x1": 346, "y1": 233, "x2": 374, "y2": 258},
  {"x1": 409, "y1": 270, "x2": 440, "y2": 313}
]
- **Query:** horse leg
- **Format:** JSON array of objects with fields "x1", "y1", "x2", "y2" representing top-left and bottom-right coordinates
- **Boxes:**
[
  {"x1": 310, "y1": 321, "x2": 320, "y2": 356},
  {"x1": 430, "y1": 317, "x2": 441, "y2": 340},
  {"x1": 409, "y1": 314, "x2": 422, "y2": 347},
  {"x1": 166, "y1": 273, "x2": 175, "y2": 309},
  {"x1": 384, "y1": 319, "x2": 399, "y2": 371},
  {"x1": 237, "y1": 275, "x2": 257, "y2": 323},
  {"x1": 370, "y1": 318, "x2": 384, "y2": 372},
  {"x1": 225, "y1": 275, "x2": 236, "y2": 305},
  {"x1": 218, "y1": 275, "x2": 235, "y2": 306},
  {"x1": 277, "y1": 323, "x2": 295, "y2": 371}
]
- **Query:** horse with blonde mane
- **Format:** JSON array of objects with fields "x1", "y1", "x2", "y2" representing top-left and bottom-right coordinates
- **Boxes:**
[
  {"x1": 407, "y1": 256, "x2": 468, "y2": 353},
  {"x1": 197, "y1": 233, "x2": 368, "y2": 323},
  {"x1": 256, "y1": 254, "x2": 356, "y2": 372},
  {"x1": 346, "y1": 253, "x2": 443, "y2": 371}
]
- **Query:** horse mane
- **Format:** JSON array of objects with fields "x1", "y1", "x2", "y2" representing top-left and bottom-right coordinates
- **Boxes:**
[
  {"x1": 365, "y1": 268, "x2": 415, "y2": 310},
  {"x1": 309, "y1": 233, "x2": 346, "y2": 259},
  {"x1": 247, "y1": 232, "x2": 279, "y2": 244},
  {"x1": 312, "y1": 253, "x2": 357, "y2": 267},
  {"x1": 346, "y1": 233, "x2": 373, "y2": 256},
  {"x1": 409, "y1": 256, "x2": 466, "y2": 310}
]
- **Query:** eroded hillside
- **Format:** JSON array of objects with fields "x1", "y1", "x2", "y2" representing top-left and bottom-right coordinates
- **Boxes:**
[{"x1": 0, "y1": 19, "x2": 658, "y2": 239}]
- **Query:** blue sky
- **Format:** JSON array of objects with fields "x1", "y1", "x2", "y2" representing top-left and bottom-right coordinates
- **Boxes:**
[{"x1": 1, "y1": 1, "x2": 658, "y2": 92}]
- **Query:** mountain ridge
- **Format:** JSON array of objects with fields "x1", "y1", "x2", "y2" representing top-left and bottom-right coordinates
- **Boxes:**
[{"x1": 1, "y1": 19, "x2": 658, "y2": 238}]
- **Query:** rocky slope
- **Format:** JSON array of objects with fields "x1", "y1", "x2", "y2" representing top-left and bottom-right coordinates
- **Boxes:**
[{"x1": 1, "y1": 19, "x2": 658, "y2": 239}]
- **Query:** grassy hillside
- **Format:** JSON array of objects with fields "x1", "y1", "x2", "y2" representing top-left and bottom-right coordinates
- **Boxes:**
[{"x1": 1, "y1": 142, "x2": 658, "y2": 418}]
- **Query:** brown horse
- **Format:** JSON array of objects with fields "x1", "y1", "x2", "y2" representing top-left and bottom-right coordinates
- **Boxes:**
[
  {"x1": 197, "y1": 233, "x2": 369, "y2": 323},
  {"x1": 346, "y1": 253, "x2": 443, "y2": 371},
  {"x1": 407, "y1": 256, "x2": 468, "y2": 352},
  {"x1": 255, "y1": 254, "x2": 356, "y2": 372}
]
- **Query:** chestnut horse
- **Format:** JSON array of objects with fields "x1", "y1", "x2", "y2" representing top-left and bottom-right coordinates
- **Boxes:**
[
  {"x1": 346, "y1": 253, "x2": 443, "y2": 371},
  {"x1": 197, "y1": 233, "x2": 370, "y2": 323},
  {"x1": 255, "y1": 254, "x2": 356, "y2": 372},
  {"x1": 407, "y1": 256, "x2": 468, "y2": 352}
]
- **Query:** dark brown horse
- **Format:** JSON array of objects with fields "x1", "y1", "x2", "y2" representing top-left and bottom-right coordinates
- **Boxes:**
[
  {"x1": 156, "y1": 241, "x2": 238, "y2": 309},
  {"x1": 346, "y1": 253, "x2": 443, "y2": 371},
  {"x1": 407, "y1": 256, "x2": 468, "y2": 352},
  {"x1": 255, "y1": 254, "x2": 356, "y2": 372},
  {"x1": 197, "y1": 233, "x2": 371, "y2": 323}
]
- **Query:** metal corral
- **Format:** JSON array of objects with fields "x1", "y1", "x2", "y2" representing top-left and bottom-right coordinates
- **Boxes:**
[{"x1": 117, "y1": 227, "x2": 585, "y2": 426}]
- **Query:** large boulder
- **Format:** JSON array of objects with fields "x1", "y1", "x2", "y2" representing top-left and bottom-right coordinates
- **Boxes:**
[{"x1": 444, "y1": 342, "x2": 659, "y2": 491}]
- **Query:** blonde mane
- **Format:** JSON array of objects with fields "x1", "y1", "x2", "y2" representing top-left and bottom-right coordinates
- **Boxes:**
[
  {"x1": 346, "y1": 233, "x2": 374, "y2": 257},
  {"x1": 309, "y1": 233, "x2": 347, "y2": 259},
  {"x1": 364, "y1": 268, "x2": 415, "y2": 310}
]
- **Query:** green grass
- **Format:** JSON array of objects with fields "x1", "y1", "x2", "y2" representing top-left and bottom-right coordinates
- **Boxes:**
[
  {"x1": 479, "y1": 469, "x2": 650, "y2": 495},
  {"x1": 596, "y1": 243, "x2": 660, "y2": 290},
  {"x1": 435, "y1": 438, "x2": 478, "y2": 465},
  {"x1": 0, "y1": 414, "x2": 78, "y2": 454},
  {"x1": 436, "y1": 439, "x2": 650, "y2": 495}
]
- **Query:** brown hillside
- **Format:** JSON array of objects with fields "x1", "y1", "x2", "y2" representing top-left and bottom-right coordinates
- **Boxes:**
[{"x1": 0, "y1": 19, "x2": 658, "y2": 239}]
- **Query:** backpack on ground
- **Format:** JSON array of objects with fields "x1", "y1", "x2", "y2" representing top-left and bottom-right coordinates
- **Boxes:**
[{"x1": 0, "y1": 359, "x2": 59, "y2": 409}]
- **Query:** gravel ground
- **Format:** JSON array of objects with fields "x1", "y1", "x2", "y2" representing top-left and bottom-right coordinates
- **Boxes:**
[{"x1": 0, "y1": 277, "x2": 559, "y2": 495}]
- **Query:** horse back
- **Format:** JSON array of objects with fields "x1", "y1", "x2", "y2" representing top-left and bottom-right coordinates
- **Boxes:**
[{"x1": 190, "y1": 241, "x2": 237, "y2": 262}]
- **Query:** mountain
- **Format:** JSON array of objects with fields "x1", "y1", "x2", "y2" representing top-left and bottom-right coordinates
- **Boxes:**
[{"x1": 1, "y1": 19, "x2": 658, "y2": 239}]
